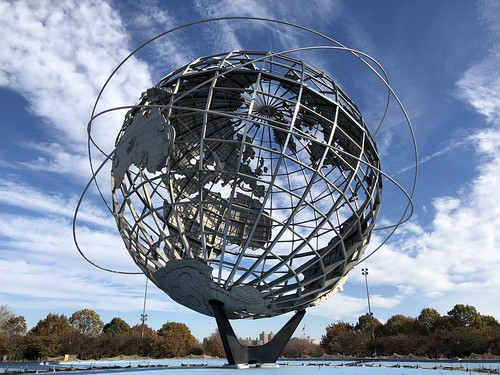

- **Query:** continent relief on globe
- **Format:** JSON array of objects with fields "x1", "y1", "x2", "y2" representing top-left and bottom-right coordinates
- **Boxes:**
[{"x1": 112, "y1": 102, "x2": 175, "y2": 190}]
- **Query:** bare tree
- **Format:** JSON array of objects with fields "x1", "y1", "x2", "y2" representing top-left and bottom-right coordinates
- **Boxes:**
[{"x1": 0, "y1": 305, "x2": 14, "y2": 332}]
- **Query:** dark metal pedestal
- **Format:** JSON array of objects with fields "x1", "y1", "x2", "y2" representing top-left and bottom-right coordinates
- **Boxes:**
[{"x1": 209, "y1": 300, "x2": 306, "y2": 365}]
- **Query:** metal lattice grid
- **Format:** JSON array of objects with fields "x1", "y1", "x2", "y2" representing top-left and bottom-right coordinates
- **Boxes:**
[{"x1": 110, "y1": 51, "x2": 382, "y2": 319}]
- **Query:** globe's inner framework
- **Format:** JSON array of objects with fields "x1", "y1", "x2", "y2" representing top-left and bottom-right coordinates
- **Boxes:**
[{"x1": 111, "y1": 51, "x2": 382, "y2": 318}]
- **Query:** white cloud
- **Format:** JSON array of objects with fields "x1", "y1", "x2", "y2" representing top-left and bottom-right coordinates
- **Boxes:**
[
  {"x1": 398, "y1": 137, "x2": 469, "y2": 174},
  {"x1": 0, "y1": 0, "x2": 152, "y2": 175},
  {"x1": 310, "y1": 291, "x2": 402, "y2": 322},
  {"x1": 364, "y1": 150, "x2": 500, "y2": 297},
  {"x1": 0, "y1": 0, "x2": 166, "y2": 318},
  {"x1": 456, "y1": 60, "x2": 500, "y2": 124},
  {"x1": 192, "y1": 0, "x2": 343, "y2": 64},
  {"x1": 195, "y1": 0, "x2": 340, "y2": 27},
  {"x1": 0, "y1": 179, "x2": 114, "y2": 229},
  {"x1": 120, "y1": 0, "x2": 192, "y2": 76},
  {"x1": 455, "y1": 0, "x2": 500, "y2": 126},
  {"x1": 0, "y1": 208, "x2": 180, "y2": 315},
  {"x1": 16, "y1": 142, "x2": 94, "y2": 179}
]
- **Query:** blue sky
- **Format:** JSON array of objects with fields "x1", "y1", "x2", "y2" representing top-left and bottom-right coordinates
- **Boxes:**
[{"x1": 1, "y1": 0, "x2": 499, "y2": 342}]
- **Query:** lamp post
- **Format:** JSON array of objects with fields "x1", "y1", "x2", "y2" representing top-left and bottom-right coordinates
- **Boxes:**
[
  {"x1": 361, "y1": 268, "x2": 376, "y2": 356},
  {"x1": 139, "y1": 277, "x2": 149, "y2": 357},
  {"x1": 140, "y1": 278, "x2": 148, "y2": 339},
  {"x1": 361, "y1": 268, "x2": 372, "y2": 318}
]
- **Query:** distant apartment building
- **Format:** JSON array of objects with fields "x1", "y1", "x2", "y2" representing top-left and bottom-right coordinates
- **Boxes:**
[
  {"x1": 259, "y1": 331, "x2": 275, "y2": 344},
  {"x1": 242, "y1": 331, "x2": 275, "y2": 345}
]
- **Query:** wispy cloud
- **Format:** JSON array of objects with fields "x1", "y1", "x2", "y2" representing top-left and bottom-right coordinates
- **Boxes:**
[
  {"x1": 0, "y1": 0, "x2": 159, "y2": 319},
  {"x1": 456, "y1": 60, "x2": 500, "y2": 125},
  {"x1": 398, "y1": 137, "x2": 469, "y2": 174},
  {"x1": 118, "y1": 0, "x2": 193, "y2": 78},
  {"x1": 0, "y1": 0, "x2": 152, "y2": 173},
  {"x1": 455, "y1": 1, "x2": 500, "y2": 126},
  {"x1": 192, "y1": 0, "x2": 343, "y2": 59},
  {"x1": 0, "y1": 179, "x2": 112, "y2": 227},
  {"x1": 0, "y1": 207, "x2": 180, "y2": 316},
  {"x1": 310, "y1": 291, "x2": 402, "y2": 322}
]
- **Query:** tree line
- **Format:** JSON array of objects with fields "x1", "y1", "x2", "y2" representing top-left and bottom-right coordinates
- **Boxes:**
[
  {"x1": 0, "y1": 306, "x2": 200, "y2": 361},
  {"x1": 1, "y1": 304, "x2": 499, "y2": 361},
  {"x1": 320, "y1": 304, "x2": 500, "y2": 358},
  {"x1": 0, "y1": 305, "x2": 324, "y2": 360}
]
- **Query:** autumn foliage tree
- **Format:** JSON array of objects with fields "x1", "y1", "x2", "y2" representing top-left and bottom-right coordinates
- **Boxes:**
[
  {"x1": 383, "y1": 314, "x2": 420, "y2": 336},
  {"x1": 0, "y1": 306, "x2": 27, "y2": 360},
  {"x1": 2, "y1": 316, "x2": 27, "y2": 336},
  {"x1": 321, "y1": 321, "x2": 354, "y2": 355},
  {"x1": 23, "y1": 314, "x2": 76, "y2": 359},
  {"x1": 321, "y1": 304, "x2": 500, "y2": 358},
  {"x1": 417, "y1": 308, "x2": 441, "y2": 333},
  {"x1": 131, "y1": 323, "x2": 156, "y2": 358},
  {"x1": 282, "y1": 337, "x2": 324, "y2": 358},
  {"x1": 202, "y1": 329, "x2": 225, "y2": 358},
  {"x1": 153, "y1": 322, "x2": 197, "y2": 358},
  {"x1": 447, "y1": 304, "x2": 484, "y2": 329},
  {"x1": 69, "y1": 309, "x2": 104, "y2": 336},
  {"x1": 103, "y1": 317, "x2": 131, "y2": 335},
  {"x1": 80, "y1": 318, "x2": 132, "y2": 360},
  {"x1": 355, "y1": 313, "x2": 383, "y2": 334}
]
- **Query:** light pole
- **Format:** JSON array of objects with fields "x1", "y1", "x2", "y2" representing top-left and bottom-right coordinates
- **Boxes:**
[
  {"x1": 361, "y1": 268, "x2": 372, "y2": 318},
  {"x1": 140, "y1": 277, "x2": 148, "y2": 339},
  {"x1": 139, "y1": 277, "x2": 149, "y2": 357},
  {"x1": 361, "y1": 268, "x2": 376, "y2": 356}
]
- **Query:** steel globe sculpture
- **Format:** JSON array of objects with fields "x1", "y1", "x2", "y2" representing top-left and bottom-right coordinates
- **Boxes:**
[
  {"x1": 75, "y1": 18, "x2": 416, "y2": 366},
  {"x1": 112, "y1": 50, "x2": 381, "y2": 319}
]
